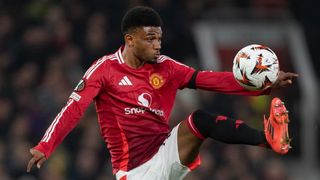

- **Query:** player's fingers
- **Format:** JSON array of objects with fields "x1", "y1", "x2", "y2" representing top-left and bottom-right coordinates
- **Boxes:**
[
  {"x1": 287, "y1": 79, "x2": 292, "y2": 84},
  {"x1": 288, "y1": 72, "x2": 299, "y2": 77},
  {"x1": 27, "y1": 149, "x2": 44, "y2": 172},
  {"x1": 27, "y1": 157, "x2": 36, "y2": 172},
  {"x1": 36, "y1": 157, "x2": 46, "y2": 169},
  {"x1": 278, "y1": 74, "x2": 296, "y2": 85},
  {"x1": 284, "y1": 72, "x2": 299, "y2": 79}
]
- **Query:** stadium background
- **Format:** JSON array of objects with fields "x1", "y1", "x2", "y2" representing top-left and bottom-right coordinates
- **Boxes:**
[{"x1": 0, "y1": 0, "x2": 319, "y2": 179}]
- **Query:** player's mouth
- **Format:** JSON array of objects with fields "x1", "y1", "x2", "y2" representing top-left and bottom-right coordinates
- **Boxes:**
[{"x1": 154, "y1": 52, "x2": 160, "y2": 59}]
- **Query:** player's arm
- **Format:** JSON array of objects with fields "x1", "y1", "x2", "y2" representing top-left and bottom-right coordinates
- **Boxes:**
[
  {"x1": 168, "y1": 57, "x2": 268, "y2": 96},
  {"x1": 27, "y1": 58, "x2": 107, "y2": 172},
  {"x1": 188, "y1": 70, "x2": 298, "y2": 95},
  {"x1": 167, "y1": 56, "x2": 297, "y2": 94}
]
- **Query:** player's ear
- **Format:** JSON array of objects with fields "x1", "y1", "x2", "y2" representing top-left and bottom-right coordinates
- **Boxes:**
[{"x1": 125, "y1": 34, "x2": 134, "y2": 47}]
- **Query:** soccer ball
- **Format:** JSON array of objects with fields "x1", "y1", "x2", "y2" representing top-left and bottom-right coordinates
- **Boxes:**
[{"x1": 232, "y1": 44, "x2": 279, "y2": 90}]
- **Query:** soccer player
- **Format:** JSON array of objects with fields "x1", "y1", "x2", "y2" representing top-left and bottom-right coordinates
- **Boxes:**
[{"x1": 27, "y1": 6, "x2": 298, "y2": 180}]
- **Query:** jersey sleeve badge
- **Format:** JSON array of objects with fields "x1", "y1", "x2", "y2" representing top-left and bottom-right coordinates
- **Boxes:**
[{"x1": 74, "y1": 79, "x2": 86, "y2": 92}]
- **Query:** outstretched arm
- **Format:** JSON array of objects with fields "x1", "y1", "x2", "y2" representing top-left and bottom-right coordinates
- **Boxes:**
[
  {"x1": 193, "y1": 70, "x2": 298, "y2": 95},
  {"x1": 194, "y1": 71, "x2": 268, "y2": 95}
]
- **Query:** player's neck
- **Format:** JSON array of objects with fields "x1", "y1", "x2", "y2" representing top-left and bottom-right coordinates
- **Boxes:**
[{"x1": 122, "y1": 46, "x2": 144, "y2": 69}]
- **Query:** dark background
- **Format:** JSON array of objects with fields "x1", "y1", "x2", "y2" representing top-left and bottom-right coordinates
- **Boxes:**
[{"x1": 0, "y1": 0, "x2": 319, "y2": 179}]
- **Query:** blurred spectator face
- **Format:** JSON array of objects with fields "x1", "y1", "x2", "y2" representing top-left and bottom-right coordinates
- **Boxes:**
[
  {"x1": 45, "y1": 5, "x2": 65, "y2": 25},
  {"x1": 12, "y1": 63, "x2": 39, "y2": 89},
  {"x1": 60, "y1": 44, "x2": 84, "y2": 83},
  {"x1": 0, "y1": 164, "x2": 11, "y2": 180},
  {"x1": 61, "y1": 45, "x2": 81, "y2": 65},
  {"x1": 63, "y1": 0, "x2": 87, "y2": 22},
  {"x1": 0, "y1": 14, "x2": 13, "y2": 40},
  {"x1": 45, "y1": 5, "x2": 72, "y2": 49},
  {"x1": 0, "y1": 97, "x2": 13, "y2": 123},
  {"x1": 39, "y1": 57, "x2": 73, "y2": 106},
  {"x1": 245, "y1": 146, "x2": 267, "y2": 165},
  {"x1": 75, "y1": 148, "x2": 99, "y2": 178},
  {"x1": 0, "y1": 52, "x2": 11, "y2": 72},
  {"x1": 214, "y1": 165, "x2": 233, "y2": 180},
  {"x1": 23, "y1": 27, "x2": 50, "y2": 47},
  {"x1": 86, "y1": 14, "x2": 107, "y2": 53},
  {"x1": 79, "y1": 115, "x2": 102, "y2": 149},
  {"x1": 224, "y1": 145, "x2": 244, "y2": 166},
  {"x1": 9, "y1": 114, "x2": 31, "y2": 140},
  {"x1": 51, "y1": 20, "x2": 72, "y2": 49},
  {"x1": 262, "y1": 158, "x2": 288, "y2": 180}
]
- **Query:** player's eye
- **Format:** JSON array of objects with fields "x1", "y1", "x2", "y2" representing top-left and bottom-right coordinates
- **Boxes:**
[{"x1": 146, "y1": 37, "x2": 154, "y2": 42}]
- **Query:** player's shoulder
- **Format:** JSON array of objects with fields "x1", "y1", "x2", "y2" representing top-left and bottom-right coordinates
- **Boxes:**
[
  {"x1": 100, "y1": 53, "x2": 121, "y2": 65},
  {"x1": 157, "y1": 55, "x2": 189, "y2": 67},
  {"x1": 157, "y1": 55, "x2": 174, "y2": 64},
  {"x1": 83, "y1": 53, "x2": 119, "y2": 80},
  {"x1": 89, "y1": 51, "x2": 123, "y2": 68}
]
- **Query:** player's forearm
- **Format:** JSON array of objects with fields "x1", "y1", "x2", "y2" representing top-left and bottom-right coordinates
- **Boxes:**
[
  {"x1": 33, "y1": 99, "x2": 85, "y2": 158},
  {"x1": 195, "y1": 71, "x2": 269, "y2": 96}
]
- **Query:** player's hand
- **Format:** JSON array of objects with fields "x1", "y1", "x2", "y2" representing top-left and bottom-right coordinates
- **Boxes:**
[
  {"x1": 27, "y1": 148, "x2": 46, "y2": 172},
  {"x1": 271, "y1": 71, "x2": 299, "y2": 88}
]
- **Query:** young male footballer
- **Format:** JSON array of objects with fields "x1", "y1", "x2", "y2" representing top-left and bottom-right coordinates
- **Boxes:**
[{"x1": 27, "y1": 6, "x2": 298, "y2": 180}]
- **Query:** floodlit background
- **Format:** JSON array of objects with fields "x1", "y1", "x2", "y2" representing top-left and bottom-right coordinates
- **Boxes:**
[{"x1": 0, "y1": 0, "x2": 319, "y2": 179}]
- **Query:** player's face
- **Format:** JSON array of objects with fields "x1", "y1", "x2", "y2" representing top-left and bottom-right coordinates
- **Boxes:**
[{"x1": 131, "y1": 26, "x2": 162, "y2": 63}]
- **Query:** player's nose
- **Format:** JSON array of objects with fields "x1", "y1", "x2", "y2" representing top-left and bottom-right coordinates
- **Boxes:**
[{"x1": 154, "y1": 40, "x2": 161, "y2": 50}]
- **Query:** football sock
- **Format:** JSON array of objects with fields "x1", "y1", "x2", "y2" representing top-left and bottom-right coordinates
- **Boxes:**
[{"x1": 189, "y1": 109, "x2": 267, "y2": 146}]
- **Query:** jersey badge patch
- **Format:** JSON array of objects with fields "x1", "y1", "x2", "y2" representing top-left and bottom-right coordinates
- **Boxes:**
[
  {"x1": 149, "y1": 73, "x2": 165, "y2": 89},
  {"x1": 74, "y1": 79, "x2": 86, "y2": 92}
]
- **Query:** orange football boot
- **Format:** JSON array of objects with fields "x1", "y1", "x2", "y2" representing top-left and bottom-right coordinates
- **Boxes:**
[{"x1": 264, "y1": 97, "x2": 291, "y2": 154}]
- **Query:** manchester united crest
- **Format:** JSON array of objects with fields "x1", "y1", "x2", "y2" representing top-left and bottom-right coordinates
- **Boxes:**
[{"x1": 149, "y1": 73, "x2": 165, "y2": 89}]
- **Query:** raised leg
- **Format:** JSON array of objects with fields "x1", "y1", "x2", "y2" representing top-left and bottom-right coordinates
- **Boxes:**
[{"x1": 177, "y1": 110, "x2": 268, "y2": 166}]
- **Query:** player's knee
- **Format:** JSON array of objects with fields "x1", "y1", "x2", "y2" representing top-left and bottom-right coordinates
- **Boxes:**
[
  {"x1": 191, "y1": 109, "x2": 234, "y2": 138},
  {"x1": 192, "y1": 110, "x2": 214, "y2": 124},
  {"x1": 190, "y1": 110, "x2": 220, "y2": 138}
]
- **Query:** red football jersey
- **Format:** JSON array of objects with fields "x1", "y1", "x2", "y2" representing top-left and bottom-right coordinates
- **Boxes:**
[{"x1": 34, "y1": 47, "x2": 268, "y2": 173}]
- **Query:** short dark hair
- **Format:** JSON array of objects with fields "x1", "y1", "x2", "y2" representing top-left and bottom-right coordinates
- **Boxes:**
[{"x1": 121, "y1": 6, "x2": 163, "y2": 34}]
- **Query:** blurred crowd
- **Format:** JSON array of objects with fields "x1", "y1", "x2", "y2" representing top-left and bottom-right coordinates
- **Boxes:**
[{"x1": 0, "y1": 0, "x2": 315, "y2": 179}]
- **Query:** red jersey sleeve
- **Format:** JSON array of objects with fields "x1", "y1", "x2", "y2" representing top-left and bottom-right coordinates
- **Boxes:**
[
  {"x1": 162, "y1": 56, "x2": 195, "y2": 89},
  {"x1": 33, "y1": 57, "x2": 108, "y2": 158},
  {"x1": 195, "y1": 71, "x2": 270, "y2": 96}
]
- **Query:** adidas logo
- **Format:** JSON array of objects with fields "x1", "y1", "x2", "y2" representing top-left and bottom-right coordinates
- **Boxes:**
[{"x1": 119, "y1": 76, "x2": 133, "y2": 86}]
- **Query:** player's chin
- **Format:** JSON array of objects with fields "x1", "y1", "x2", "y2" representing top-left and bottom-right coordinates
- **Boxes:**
[{"x1": 147, "y1": 57, "x2": 158, "y2": 64}]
